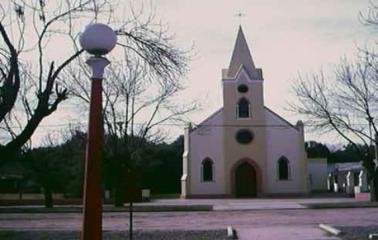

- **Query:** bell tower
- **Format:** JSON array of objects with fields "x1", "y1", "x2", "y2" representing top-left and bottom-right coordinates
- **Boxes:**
[
  {"x1": 222, "y1": 26, "x2": 268, "y2": 195},
  {"x1": 222, "y1": 26, "x2": 264, "y2": 123}
]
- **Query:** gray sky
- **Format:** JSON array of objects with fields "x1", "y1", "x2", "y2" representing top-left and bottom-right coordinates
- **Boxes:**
[{"x1": 32, "y1": 0, "x2": 375, "y2": 146}]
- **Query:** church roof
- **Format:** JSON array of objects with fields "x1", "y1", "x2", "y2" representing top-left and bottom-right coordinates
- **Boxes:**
[
  {"x1": 264, "y1": 107, "x2": 298, "y2": 131},
  {"x1": 190, "y1": 108, "x2": 223, "y2": 133},
  {"x1": 190, "y1": 107, "x2": 300, "y2": 134},
  {"x1": 226, "y1": 26, "x2": 262, "y2": 80}
]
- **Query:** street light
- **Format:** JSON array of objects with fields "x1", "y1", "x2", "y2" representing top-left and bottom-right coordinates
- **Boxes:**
[{"x1": 79, "y1": 23, "x2": 117, "y2": 240}]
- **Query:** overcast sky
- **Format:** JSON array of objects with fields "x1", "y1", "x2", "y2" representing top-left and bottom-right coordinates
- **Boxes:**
[{"x1": 32, "y1": 0, "x2": 375, "y2": 146}]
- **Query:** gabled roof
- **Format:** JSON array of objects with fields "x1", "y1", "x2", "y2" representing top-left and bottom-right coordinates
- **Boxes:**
[
  {"x1": 190, "y1": 108, "x2": 223, "y2": 133},
  {"x1": 264, "y1": 107, "x2": 299, "y2": 131},
  {"x1": 328, "y1": 162, "x2": 364, "y2": 173},
  {"x1": 226, "y1": 26, "x2": 262, "y2": 80}
]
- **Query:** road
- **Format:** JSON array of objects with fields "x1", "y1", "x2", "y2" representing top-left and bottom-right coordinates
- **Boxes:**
[{"x1": 0, "y1": 208, "x2": 377, "y2": 239}]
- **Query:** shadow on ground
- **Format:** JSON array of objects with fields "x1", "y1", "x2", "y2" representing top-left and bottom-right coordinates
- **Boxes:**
[{"x1": 337, "y1": 225, "x2": 378, "y2": 240}]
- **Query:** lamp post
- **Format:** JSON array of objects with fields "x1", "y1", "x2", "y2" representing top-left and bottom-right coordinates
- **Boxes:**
[{"x1": 79, "y1": 23, "x2": 117, "y2": 240}]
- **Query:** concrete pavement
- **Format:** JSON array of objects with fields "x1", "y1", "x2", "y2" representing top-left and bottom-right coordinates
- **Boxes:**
[
  {"x1": 138, "y1": 197, "x2": 366, "y2": 211},
  {"x1": 236, "y1": 226, "x2": 341, "y2": 240},
  {"x1": 0, "y1": 197, "x2": 375, "y2": 240}
]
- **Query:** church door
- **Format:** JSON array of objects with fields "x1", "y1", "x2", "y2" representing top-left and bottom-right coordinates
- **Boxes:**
[{"x1": 235, "y1": 162, "x2": 257, "y2": 197}]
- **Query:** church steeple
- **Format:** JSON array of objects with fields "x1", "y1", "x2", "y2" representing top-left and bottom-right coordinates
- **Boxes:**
[{"x1": 226, "y1": 26, "x2": 262, "y2": 80}]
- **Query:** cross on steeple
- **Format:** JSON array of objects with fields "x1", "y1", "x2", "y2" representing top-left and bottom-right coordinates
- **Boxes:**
[{"x1": 234, "y1": 11, "x2": 246, "y2": 25}]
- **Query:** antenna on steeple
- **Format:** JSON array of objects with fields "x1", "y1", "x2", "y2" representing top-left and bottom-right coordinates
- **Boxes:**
[{"x1": 234, "y1": 11, "x2": 246, "y2": 25}]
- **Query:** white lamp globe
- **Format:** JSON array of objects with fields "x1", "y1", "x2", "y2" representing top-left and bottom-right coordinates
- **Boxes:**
[{"x1": 80, "y1": 23, "x2": 117, "y2": 55}]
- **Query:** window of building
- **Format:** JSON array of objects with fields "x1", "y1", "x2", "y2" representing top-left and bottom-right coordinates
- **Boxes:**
[
  {"x1": 235, "y1": 129, "x2": 254, "y2": 144},
  {"x1": 237, "y1": 84, "x2": 248, "y2": 93},
  {"x1": 237, "y1": 98, "x2": 250, "y2": 118},
  {"x1": 278, "y1": 156, "x2": 290, "y2": 180},
  {"x1": 202, "y1": 158, "x2": 213, "y2": 182}
]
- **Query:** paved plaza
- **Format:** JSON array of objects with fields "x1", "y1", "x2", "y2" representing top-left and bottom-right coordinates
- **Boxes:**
[
  {"x1": 136, "y1": 197, "x2": 362, "y2": 210},
  {"x1": 0, "y1": 197, "x2": 377, "y2": 239}
]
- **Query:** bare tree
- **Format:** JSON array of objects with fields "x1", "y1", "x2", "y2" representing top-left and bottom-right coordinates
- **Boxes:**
[
  {"x1": 292, "y1": 1, "x2": 378, "y2": 201},
  {"x1": 0, "y1": 0, "x2": 101, "y2": 162},
  {"x1": 67, "y1": 53, "x2": 196, "y2": 205},
  {"x1": 291, "y1": 55, "x2": 378, "y2": 201},
  {"x1": 0, "y1": 0, "x2": 191, "y2": 164}
]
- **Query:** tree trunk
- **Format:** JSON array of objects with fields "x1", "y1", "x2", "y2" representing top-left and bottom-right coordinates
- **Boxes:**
[
  {"x1": 114, "y1": 185, "x2": 125, "y2": 207},
  {"x1": 373, "y1": 135, "x2": 378, "y2": 202},
  {"x1": 113, "y1": 165, "x2": 125, "y2": 207},
  {"x1": 370, "y1": 169, "x2": 378, "y2": 202},
  {"x1": 44, "y1": 188, "x2": 53, "y2": 208},
  {"x1": 17, "y1": 180, "x2": 23, "y2": 200}
]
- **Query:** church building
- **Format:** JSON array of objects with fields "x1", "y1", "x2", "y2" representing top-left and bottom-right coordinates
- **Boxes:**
[{"x1": 181, "y1": 27, "x2": 309, "y2": 198}]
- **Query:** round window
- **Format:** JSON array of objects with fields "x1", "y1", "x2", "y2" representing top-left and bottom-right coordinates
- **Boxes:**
[
  {"x1": 237, "y1": 84, "x2": 248, "y2": 93},
  {"x1": 235, "y1": 129, "x2": 254, "y2": 144}
]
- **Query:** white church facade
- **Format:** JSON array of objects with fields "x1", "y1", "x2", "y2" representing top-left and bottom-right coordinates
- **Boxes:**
[{"x1": 181, "y1": 27, "x2": 309, "y2": 198}]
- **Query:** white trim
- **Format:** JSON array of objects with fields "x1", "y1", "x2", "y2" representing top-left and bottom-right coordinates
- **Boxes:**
[
  {"x1": 223, "y1": 79, "x2": 264, "y2": 84},
  {"x1": 181, "y1": 174, "x2": 188, "y2": 181},
  {"x1": 222, "y1": 66, "x2": 263, "y2": 83}
]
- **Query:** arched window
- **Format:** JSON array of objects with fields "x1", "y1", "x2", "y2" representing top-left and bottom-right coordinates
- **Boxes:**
[
  {"x1": 237, "y1": 98, "x2": 250, "y2": 118},
  {"x1": 278, "y1": 156, "x2": 290, "y2": 180},
  {"x1": 202, "y1": 158, "x2": 213, "y2": 182}
]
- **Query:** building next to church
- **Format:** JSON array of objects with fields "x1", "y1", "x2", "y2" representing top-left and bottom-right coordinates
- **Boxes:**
[{"x1": 181, "y1": 27, "x2": 310, "y2": 198}]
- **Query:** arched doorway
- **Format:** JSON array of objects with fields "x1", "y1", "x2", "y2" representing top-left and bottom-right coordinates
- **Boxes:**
[{"x1": 235, "y1": 162, "x2": 257, "y2": 197}]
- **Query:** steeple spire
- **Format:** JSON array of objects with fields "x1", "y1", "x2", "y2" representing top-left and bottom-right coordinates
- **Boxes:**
[{"x1": 227, "y1": 26, "x2": 261, "y2": 79}]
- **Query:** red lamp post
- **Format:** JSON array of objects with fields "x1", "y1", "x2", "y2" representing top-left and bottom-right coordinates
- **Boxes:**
[{"x1": 79, "y1": 23, "x2": 117, "y2": 240}]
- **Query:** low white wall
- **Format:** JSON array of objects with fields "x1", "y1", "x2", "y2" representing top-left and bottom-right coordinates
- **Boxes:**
[{"x1": 307, "y1": 158, "x2": 328, "y2": 191}]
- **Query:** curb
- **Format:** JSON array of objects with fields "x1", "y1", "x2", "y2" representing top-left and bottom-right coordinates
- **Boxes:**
[
  {"x1": 0, "y1": 205, "x2": 213, "y2": 214},
  {"x1": 227, "y1": 226, "x2": 237, "y2": 239},
  {"x1": 303, "y1": 202, "x2": 378, "y2": 209},
  {"x1": 319, "y1": 224, "x2": 343, "y2": 236}
]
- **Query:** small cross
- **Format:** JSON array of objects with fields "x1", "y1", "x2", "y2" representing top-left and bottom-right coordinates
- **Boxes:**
[{"x1": 235, "y1": 11, "x2": 246, "y2": 24}]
